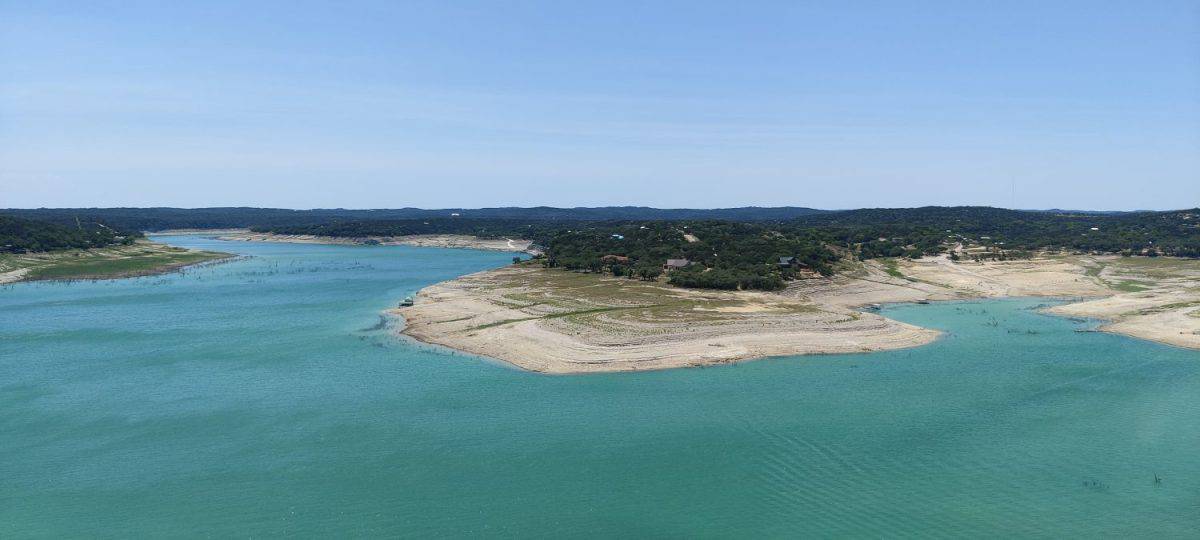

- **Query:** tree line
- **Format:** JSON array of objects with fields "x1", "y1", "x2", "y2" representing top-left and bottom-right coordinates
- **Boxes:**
[{"x1": 0, "y1": 215, "x2": 135, "y2": 253}]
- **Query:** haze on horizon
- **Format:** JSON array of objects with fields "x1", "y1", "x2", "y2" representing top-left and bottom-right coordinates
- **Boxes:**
[{"x1": 2, "y1": 1, "x2": 1198, "y2": 211}]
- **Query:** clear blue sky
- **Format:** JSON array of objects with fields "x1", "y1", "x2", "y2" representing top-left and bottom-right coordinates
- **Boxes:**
[{"x1": 2, "y1": 1, "x2": 1197, "y2": 210}]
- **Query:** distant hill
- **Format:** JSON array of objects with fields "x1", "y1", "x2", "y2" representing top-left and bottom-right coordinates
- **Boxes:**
[
  {"x1": 1, "y1": 206, "x2": 829, "y2": 232},
  {"x1": 448, "y1": 206, "x2": 831, "y2": 221}
]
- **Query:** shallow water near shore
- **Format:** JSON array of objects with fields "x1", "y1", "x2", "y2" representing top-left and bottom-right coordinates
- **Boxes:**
[{"x1": 2, "y1": 236, "x2": 1198, "y2": 537}]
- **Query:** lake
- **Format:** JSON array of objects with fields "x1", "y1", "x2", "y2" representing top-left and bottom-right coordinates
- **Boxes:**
[{"x1": 2, "y1": 236, "x2": 1197, "y2": 537}]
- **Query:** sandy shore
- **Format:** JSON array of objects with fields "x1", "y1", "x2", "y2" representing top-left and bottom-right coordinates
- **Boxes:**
[
  {"x1": 395, "y1": 264, "x2": 941, "y2": 374},
  {"x1": 0, "y1": 268, "x2": 30, "y2": 285},
  {"x1": 216, "y1": 231, "x2": 536, "y2": 254},
  {"x1": 896, "y1": 254, "x2": 1200, "y2": 350},
  {"x1": 395, "y1": 253, "x2": 1200, "y2": 374}
]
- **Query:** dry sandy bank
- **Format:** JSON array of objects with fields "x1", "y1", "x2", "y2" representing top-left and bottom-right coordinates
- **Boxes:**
[
  {"x1": 0, "y1": 268, "x2": 30, "y2": 285},
  {"x1": 217, "y1": 231, "x2": 536, "y2": 254},
  {"x1": 895, "y1": 254, "x2": 1200, "y2": 350},
  {"x1": 395, "y1": 264, "x2": 941, "y2": 374}
]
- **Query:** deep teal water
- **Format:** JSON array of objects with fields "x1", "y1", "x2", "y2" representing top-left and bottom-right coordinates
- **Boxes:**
[{"x1": 2, "y1": 236, "x2": 1198, "y2": 538}]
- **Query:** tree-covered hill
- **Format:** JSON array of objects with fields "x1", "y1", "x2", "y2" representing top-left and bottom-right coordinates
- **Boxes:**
[
  {"x1": 534, "y1": 207, "x2": 1200, "y2": 290},
  {"x1": 0, "y1": 215, "x2": 133, "y2": 253},
  {"x1": 541, "y1": 221, "x2": 838, "y2": 291},
  {"x1": 790, "y1": 206, "x2": 1200, "y2": 259}
]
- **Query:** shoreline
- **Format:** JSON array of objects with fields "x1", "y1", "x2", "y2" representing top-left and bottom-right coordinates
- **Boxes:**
[
  {"x1": 146, "y1": 228, "x2": 250, "y2": 236},
  {"x1": 1042, "y1": 295, "x2": 1200, "y2": 351},
  {"x1": 393, "y1": 254, "x2": 1200, "y2": 374},
  {"x1": 0, "y1": 242, "x2": 234, "y2": 284},
  {"x1": 31, "y1": 252, "x2": 239, "y2": 282},
  {"x1": 893, "y1": 254, "x2": 1200, "y2": 351},
  {"x1": 214, "y1": 231, "x2": 538, "y2": 254}
]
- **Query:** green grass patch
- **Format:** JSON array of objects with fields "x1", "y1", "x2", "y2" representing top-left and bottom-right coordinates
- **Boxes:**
[
  {"x1": 27, "y1": 251, "x2": 221, "y2": 280},
  {"x1": 879, "y1": 258, "x2": 921, "y2": 282},
  {"x1": 879, "y1": 258, "x2": 904, "y2": 279},
  {"x1": 4, "y1": 242, "x2": 231, "y2": 282},
  {"x1": 1111, "y1": 280, "x2": 1154, "y2": 293}
]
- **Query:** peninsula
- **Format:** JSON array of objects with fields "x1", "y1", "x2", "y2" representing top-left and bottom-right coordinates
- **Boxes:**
[
  {"x1": 383, "y1": 207, "x2": 1200, "y2": 373},
  {"x1": 396, "y1": 262, "x2": 940, "y2": 373},
  {"x1": 395, "y1": 253, "x2": 1200, "y2": 373}
]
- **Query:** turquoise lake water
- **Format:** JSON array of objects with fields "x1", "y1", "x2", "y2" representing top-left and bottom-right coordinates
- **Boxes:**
[{"x1": 2, "y1": 236, "x2": 1198, "y2": 537}]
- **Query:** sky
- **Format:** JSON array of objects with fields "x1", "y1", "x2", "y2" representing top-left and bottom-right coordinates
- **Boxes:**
[{"x1": 1, "y1": 1, "x2": 1198, "y2": 210}]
